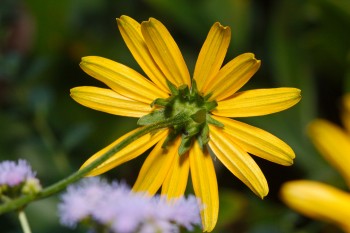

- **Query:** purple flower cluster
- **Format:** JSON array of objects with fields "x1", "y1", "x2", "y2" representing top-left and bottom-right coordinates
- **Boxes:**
[
  {"x1": 58, "y1": 178, "x2": 202, "y2": 233},
  {"x1": 0, "y1": 159, "x2": 35, "y2": 187},
  {"x1": 0, "y1": 159, "x2": 41, "y2": 198}
]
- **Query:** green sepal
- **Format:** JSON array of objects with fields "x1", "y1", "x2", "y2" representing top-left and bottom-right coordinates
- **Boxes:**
[
  {"x1": 190, "y1": 80, "x2": 199, "y2": 97},
  {"x1": 190, "y1": 109, "x2": 206, "y2": 124},
  {"x1": 184, "y1": 124, "x2": 201, "y2": 138},
  {"x1": 198, "y1": 124, "x2": 209, "y2": 149},
  {"x1": 205, "y1": 100, "x2": 218, "y2": 111},
  {"x1": 178, "y1": 85, "x2": 190, "y2": 100},
  {"x1": 206, "y1": 114, "x2": 224, "y2": 127},
  {"x1": 166, "y1": 80, "x2": 178, "y2": 96},
  {"x1": 162, "y1": 130, "x2": 179, "y2": 149},
  {"x1": 178, "y1": 136, "x2": 193, "y2": 156},
  {"x1": 151, "y1": 98, "x2": 169, "y2": 107},
  {"x1": 137, "y1": 109, "x2": 166, "y2": 125},
  {"x1": 203, "y1": 92, "x2": 213, "y2": 101}
]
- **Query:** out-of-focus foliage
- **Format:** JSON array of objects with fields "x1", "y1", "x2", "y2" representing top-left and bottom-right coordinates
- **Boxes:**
[{"x1": 0, "y1": 0, "x2": 349, "y2": 232}]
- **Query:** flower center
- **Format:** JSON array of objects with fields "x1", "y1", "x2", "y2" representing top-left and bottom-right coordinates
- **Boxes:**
[{"x1": 138, "y1": 80, "x2": 223, "y2": 155}]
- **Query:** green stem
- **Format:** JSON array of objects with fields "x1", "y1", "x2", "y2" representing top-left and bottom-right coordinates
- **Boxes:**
[
  {"x1": 0, "y1": 113, "x2": 186, "y2": 215},
  {"x1": 18, "y1": 210, "x2": 32, "y2": 233}
]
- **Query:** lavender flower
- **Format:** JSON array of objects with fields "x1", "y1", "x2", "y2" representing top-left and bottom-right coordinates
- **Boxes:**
[
  {"x1": 0, "y1": 159, "x2": 41, "y2": 198},
  {"x1": 58, "y1": 177, "x2": 202, "y2": 233},
  {"x1": 0, "y1": 159, "x2": 35, "y2": 186}
]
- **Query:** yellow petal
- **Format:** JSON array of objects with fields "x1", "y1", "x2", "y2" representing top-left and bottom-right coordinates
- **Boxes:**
[
  {"x1": 190, "y1": 141, "x2": 218, "y2": 232},
  {"x1": 132, "y1": 136, "x2": 179, "y2": 195},
  {"x1": 80, "y1": 56, "x2": 168, "y2": 104},
  {"x1": 212, "y1": 88, "x2": 301, "y2": 117},
  {"x1": 308, "y1": 119, "x2": 350, "y2": 188},
  {"x1": 341, "y1": 94, "x2": 350, "y2": 134},
  {"x1": 206, "y1": 53, "x2": 260, "y2": 101},
  {"x1": 209, "y1": 125, "x2": 269, "y2": 198},
  {"x1": 161, "y1": 146, "x2": 190, "y2": 199},
  {"x1": 193, "y1": 22, "x2": 231, "y2": 93},
  {"x1": 211, "y1": 115, "x2": 295, "y2": 165},
  {"x1": 141, "y1": 18, "x2": 191, "y2": 87},
  {"x1": 80, "y1": 128, "x2": 168, "y2": 176},
  {"x1": 70, "y1": 86, "x2": 153, "y2": 117},
  {"x1": 117, "y1": 16, "x2": 170, "y2": 93},
  {"x1": 280, "y1": 180, "x2": 350, "y2": 233}
]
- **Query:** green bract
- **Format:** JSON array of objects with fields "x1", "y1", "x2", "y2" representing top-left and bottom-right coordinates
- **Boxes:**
[{"x1": 138, "y1": 80, "x2": 223, "y2": 155}]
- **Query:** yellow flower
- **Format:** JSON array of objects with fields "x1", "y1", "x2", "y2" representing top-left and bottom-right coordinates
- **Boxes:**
[
  {"x1": 280, "y1": 95, "x2": 350, "y2": 233},
  {"x1": 71, "y1": 15, "x2": 301, "y2": 232}
]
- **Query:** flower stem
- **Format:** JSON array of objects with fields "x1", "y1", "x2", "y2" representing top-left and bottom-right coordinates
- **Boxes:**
[
  {"x1": 18, "y1": 210, "x2": 32, "y2": 233},
  {"x1": 0, "y1": 113, "x2": 187, "y2": 215}
]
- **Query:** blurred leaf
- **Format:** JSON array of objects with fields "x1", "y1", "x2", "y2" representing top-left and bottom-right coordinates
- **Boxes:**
[
  {"x1": 62, "y1": 123, "x2": 92, "y2": 152},
  {"x1": 216, "y1": 188, "x2": 248, "y2": 230}
]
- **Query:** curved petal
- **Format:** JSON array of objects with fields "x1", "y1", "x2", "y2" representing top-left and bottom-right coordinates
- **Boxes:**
[
  {"x1": 208, "y1": 125, "x2": 268, "y2": 198},
  {"x1": 132, "y1": 136, "x2": 179, "y2": 195},
  {"x1": 193, "y1": 22, "x2": 231, "y2": 93},
  {"x1": 141, "y1": 18, "x2": 191, "y2": 87},
  {"x1": 161, "y1": 145, "x2": 190, "y2": 199},
  {"x1": 70, "y1": 86, "x2": 153, "y2": 117},
  {"x1": 80, "y1": 56, "x2": 168, "y2": 104},
  {"x1": 80, "y1": 128, "x2": 168, "y2": 176},
  {"x1": 190, "y1": 141, "x2": 218, "y2": 232},
  {"x1": 211, "y1": 116, "x2": 295, "y2": 165},
  {"x1": 206, "y1": 53, "x2": 260, "y2": 101},
  {"x1": 117, "y1": 16, "x2": 170, "y2": 93},
  {"x1": 280, "y1": 180, "x2": 350, "y2": 232},
  {"x1": 212, "y1": 88, "x2": 301, "y2": 117},
  {"x1": 308, "y1": 119, "x2": 350, "y2": 188}
]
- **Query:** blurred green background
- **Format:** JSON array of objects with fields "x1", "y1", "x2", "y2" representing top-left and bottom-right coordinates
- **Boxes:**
[{"x1": 1, "y1": 0, "x2": 350, "y2": 232}]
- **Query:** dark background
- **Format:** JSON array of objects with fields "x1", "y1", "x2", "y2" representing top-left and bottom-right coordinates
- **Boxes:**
[{"x1": 1, "y1": 0, "x2": 350, "y2": 232}]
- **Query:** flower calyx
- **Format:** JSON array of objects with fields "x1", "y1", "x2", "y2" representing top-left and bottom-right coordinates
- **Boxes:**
[{"x1": 138, "y1": 80, "x2": 223, "y2": 156}]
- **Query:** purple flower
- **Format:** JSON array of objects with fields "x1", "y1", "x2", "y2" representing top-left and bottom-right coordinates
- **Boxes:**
[
  {"x1": 0, "y1": 159, "x2": 36, "y2": 187},
  {"x1": 58, "y1": 178, "x2": 202, "y2": 233},
  {"x1": 58, "y1": 177, "x2": 113, "y2": 227}
]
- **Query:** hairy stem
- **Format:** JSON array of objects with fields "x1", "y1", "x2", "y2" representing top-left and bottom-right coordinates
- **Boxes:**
[{"x1": 0, "y1": 113, "x2": 186, "y2": 215}]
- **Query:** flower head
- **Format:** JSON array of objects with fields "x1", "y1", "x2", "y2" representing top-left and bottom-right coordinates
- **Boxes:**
[
  {"x1": 58, "y1": 177, "x2": 201, "y2": 233},
  {"x1": 0, "y1": 159, "x2": 35, "y2": 187},
  {"x1": 71, "y1": 15, "x2": 301, "y2": 231},
  {"x1": 0, "y1": 159, "x2": 41, "y2": 198},
  {"x1": 280, "y1": 95, "x2": 350, "y2": 233}
]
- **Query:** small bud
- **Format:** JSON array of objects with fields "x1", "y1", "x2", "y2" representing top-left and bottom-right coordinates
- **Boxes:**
[{"x1": 22, "y1": 178, "x2": 42, "y2": 195}]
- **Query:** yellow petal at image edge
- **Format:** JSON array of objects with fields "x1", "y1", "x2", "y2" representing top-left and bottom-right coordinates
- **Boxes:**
[
  {"x1": 209, "y1": 125, "x2": 269, "y2": 198},
  {"x1": 308, "y1": 119, "x2": 350, "y2": 188},
  {"x1": 193, "y1": 22, "x2": 231, "y2": 93},
  {"x1": 117, "y1": 16, "x2": 169, "y2": 93},
  {"x1": 213, "y1": 88, "x2": 301, "y2": 117},
  {"x1": 141, "y1": 18, "x2": 191, "y2": 88},
  {"x1": 211, "y1": 115, "x2": 295, "y2": 165},
  {"x1": 280, "y1": 180, "x2": 350, "y2": 232},
  {"x1": 132, "y1": 136, "x2": 180, "y2": 195},
  {"x1": 70, "y1": 86, "x2": 153, "y2": 118},
  {"x1": 80, "y1": 56, "x2": 168, "y2": 104},
  {"x1": 190, "y1": 141, "x2": 218, "y2": 232},
  {"x1": 80, "y1": 128, "x2": 168, "y2": 176}
]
